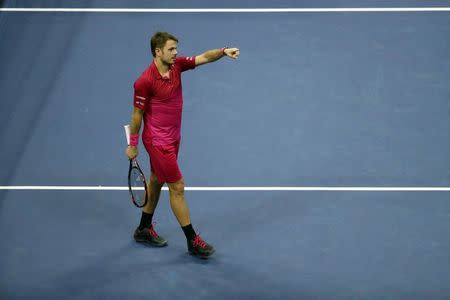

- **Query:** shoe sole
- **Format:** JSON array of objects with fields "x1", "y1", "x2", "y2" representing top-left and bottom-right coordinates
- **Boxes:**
[
  {"x1": 188, "y1": 248, "x2": 215, "y2": 259},
  {"x1": 134, "y1": 238, "x2": 168, "y2": 247}
]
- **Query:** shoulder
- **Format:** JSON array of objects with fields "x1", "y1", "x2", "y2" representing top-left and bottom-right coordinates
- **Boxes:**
[
  {"x1": 134, "y1": 66, "x2": 153, "y2": 89},
  {"x1": 174, "y1": 56, "x2": 196, "y2": 72},
  {"x1": 175, "y1": 56, "x2": 195, "y2": 64}
]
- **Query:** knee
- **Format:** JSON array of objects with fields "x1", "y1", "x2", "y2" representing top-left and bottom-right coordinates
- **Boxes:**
[{"x1": 168, "y1": 179, "x2": 184, "y2": 197}]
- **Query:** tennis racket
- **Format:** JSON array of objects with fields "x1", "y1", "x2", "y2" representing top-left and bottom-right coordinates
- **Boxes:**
[{"x1": 124, "y1": 125, "x2": 148, "y2": 208}]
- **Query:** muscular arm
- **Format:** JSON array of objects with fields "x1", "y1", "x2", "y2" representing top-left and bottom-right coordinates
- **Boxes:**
[
  {"x1": 129, "y1": 107, "x2": 144, "y2": 135},
  {"x1": 126, "y1": 107, "x2": 144, "y2": 159},
  {"x1": 195, "y1": 47, "x2": 240, "y2": 66}
]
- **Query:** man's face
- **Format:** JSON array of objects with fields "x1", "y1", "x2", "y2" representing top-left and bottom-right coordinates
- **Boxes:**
[{"x1": 157, "y1": 39, "x2": 177, "y2": 65}]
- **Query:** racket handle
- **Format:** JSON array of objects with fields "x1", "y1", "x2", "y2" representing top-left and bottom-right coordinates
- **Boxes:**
[{"x1": 124, "y1": 124, "x2": 130, "y2": 145}]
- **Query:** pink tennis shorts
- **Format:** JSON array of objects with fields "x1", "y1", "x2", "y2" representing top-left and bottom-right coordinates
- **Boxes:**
[{"x1": 143, "y1": 140, "x2": 182, "y2": 184}]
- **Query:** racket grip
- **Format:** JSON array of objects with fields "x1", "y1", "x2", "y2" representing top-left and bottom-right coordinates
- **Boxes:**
[{"x1": 124, "y1": 124, "x2": 130, "y2": 145}]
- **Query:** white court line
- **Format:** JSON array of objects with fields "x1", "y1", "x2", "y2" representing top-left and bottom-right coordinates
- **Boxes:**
[
  {"x1": 1, "y1": 7, "x2": 450, "y2": 13},
  {"x1": 0, "y1": 186, "x2": 449, "y2": 191}
]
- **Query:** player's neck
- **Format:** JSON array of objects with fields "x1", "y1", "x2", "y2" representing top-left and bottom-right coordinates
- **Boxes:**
[{"x1": 154, "y1": 58, "x2": 171, "y2": 76}]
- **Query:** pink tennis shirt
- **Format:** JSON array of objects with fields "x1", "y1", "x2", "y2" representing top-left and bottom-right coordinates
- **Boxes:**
[{"x1": 133, "y1": 56, "x2": 196, "y2": 145}]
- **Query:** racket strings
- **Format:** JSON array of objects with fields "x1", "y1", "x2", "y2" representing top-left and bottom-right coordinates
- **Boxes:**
[{"x1": 130, "y1": 168, "x2": 146, "y2": 205}]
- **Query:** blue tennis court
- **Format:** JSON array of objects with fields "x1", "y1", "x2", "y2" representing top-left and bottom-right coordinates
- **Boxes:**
[{"x1": 1, "y1": 1, "x2": 449, "y2": 299}]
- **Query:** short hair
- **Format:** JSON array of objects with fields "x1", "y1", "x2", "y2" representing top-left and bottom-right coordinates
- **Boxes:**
[{"x1": 150, "y1": 32, "x2": 178, "y2": 57}]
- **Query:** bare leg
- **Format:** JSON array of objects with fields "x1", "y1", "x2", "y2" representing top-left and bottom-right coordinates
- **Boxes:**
[
  {"x1": 134, "y1": 173, "x2": 168, "y2": 247},
  {"x1": 167, "y1": 178, "x2": 215, "y2": 257},
  {"x1": 167, "y1": 178, "x2": 191, "y2": 226},
  {"x1": 143, "y1": 173, "x2": 164, "y2": 214}
]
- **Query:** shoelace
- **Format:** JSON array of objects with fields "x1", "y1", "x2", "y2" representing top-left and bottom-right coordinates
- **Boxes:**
[
  {"x1": 192, "y1": 234, "x2": 207, "y2": 249},
  {"x1": 148, "y1": 224, "x2": 159, "y2": 238}
]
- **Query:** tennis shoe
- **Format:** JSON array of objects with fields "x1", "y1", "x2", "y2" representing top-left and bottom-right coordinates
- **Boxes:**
[
  {"x1": 187, "y1": 234, "x2": 215, "y2": 258},
  {"x1": 134, "y1": 224, "x2": 168, "y2": 247}
]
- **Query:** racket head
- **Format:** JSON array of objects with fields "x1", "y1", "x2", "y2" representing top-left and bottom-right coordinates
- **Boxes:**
[{"x1": 128, "y1": 159, "x2": 148, "y2": 208}]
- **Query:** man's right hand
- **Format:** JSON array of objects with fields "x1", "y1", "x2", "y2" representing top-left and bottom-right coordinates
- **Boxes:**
[{"x1": 126, "y1": 145, "x2": 138, "y2": 160}]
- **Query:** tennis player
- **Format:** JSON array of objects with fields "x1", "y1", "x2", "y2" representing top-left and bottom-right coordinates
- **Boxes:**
[{"x1": 126, "y1": 32, "x2": 239, "y2": 258}]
